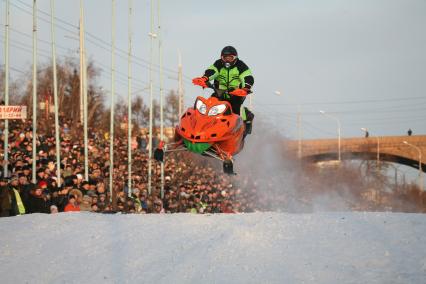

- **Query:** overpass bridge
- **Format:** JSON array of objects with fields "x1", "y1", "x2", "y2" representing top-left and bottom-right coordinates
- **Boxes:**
[{"x1": 286, "y1": 135, "x2": 426, "y2": 172}]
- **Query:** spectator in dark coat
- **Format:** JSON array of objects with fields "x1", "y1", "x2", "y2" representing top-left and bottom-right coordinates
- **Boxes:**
[
  {"x1": 26, "y1": 187, "x2": 49, "y2": 214},
  {"x1": 18, "y1": 174, "x2": 33, "y2": 208},
  {"x1": 50, "y1": 186, "x2": 71, "y2": 212},
  {"x1": 0, "y1": 179, "x2": 12, "y2": 217}
]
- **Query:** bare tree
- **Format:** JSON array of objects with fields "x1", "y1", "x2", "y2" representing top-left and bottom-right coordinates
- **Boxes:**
[
  {"x1": 164, "y1": 90, "x2": 179, "y2": 126},
  {"x1": 132, "y1": 96, "x2": 148, "y2": 128},
  {"x1": 18, "y1": 58, "x2": 106, "y2": 133}
]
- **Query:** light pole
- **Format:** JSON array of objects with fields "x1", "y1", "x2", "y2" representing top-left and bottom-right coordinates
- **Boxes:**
[
  {"x1": 127, "y1": 0, "x2": 133, "y2": 197},
  {"x1": 4, "y1": 0, "x2": 10, "y2": 178},
  {"x1": 403, "y1": 141, "x2": 423, "y2": 191},
  {"x1": 320, "y1": 110, "x2": 341, "y2": 162},
  {"x1": 361, "y1": 128, "x2": 380, "y2": 165}
]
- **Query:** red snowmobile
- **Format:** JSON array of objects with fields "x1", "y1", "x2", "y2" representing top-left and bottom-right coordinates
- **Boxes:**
[{"x1": 154, "y1": 82, "x2": 248, "y2": 174}]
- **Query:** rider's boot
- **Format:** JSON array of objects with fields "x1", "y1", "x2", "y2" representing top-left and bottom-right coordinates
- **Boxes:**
[
  {"x1": 243, "y1": 107, "x2": 254, "y2": 137},
  {"x1": 223, "y1": 159, "x2": 236, "y2": 175}
]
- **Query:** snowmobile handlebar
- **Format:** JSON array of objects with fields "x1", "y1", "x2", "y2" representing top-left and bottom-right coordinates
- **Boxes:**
[
  {"x1": 205, "y1": 81, "x2": 251, "y2": 98},
  {"x1": 205, "y1": 81, "x2": 227, "y2": 97}
]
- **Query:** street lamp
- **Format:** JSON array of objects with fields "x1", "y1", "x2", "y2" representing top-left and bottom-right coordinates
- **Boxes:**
[
  {"x1": 320, "y1": 110, "x2": 341, "y2": 162},
  {"x1": 403, "y1": 141, "x2": 424, "y2": 191},
  {"x1": 361, "y1": 128, "x2": 380, "y2": 165}
]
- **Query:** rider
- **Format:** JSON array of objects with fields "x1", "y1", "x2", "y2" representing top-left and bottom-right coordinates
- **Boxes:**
[{"x1": 192, "y1": 46, "x2": 254, "y2": 135}]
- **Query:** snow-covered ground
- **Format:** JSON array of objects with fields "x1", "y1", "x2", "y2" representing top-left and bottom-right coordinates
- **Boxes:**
[{"x1": 1, "y1": 212, "x2": 425, "y2": 284}]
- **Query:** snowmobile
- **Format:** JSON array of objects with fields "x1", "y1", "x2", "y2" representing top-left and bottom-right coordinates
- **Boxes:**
[{"x1": 154, "y1": 82, "x2": 248, "y2": 175}]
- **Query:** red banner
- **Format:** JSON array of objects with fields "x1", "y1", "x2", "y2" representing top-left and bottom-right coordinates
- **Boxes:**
[{"x1": 0, "y1": 106, "x2": 27, "y2": 119}]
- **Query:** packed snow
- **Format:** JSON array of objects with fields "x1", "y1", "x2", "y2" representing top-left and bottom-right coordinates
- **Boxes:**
[{"x1": 1, "y1": 212, "x2": 425, "y2": 283}]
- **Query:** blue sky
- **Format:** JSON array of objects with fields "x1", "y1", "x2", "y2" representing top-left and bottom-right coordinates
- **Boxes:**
[{"x1": 1, "y1": 0, "x2": 426, "y2": 139}]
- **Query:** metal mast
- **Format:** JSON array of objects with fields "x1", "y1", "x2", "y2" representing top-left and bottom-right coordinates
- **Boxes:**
[
  {"x1": 147, "y1": 0, "x2": 156, "y2": 194},
  {"x1": 3, "y1": 0, "x2": 10, "y2": 178},
  {"x1": 158, "y1": 0, "x2": 165, "y2": 198},
  {"x1": 127, "y1": 0, "x2": 133, "y2": 197},
  {"x1": 178, "y1": 50, "x2": 183, "y2": 117},
  {"x1": 109, "y1": 0, "x2": 116, "y2": 200},
  {"x1": 50, "y1": 0, "x2": 61, "y2": 186},
  {"x1": 32, "y1": 0, "x2": 38, "y2": 183},
  {"x1": 80, "y1": 0, "x2": 89, "y2": 181}
]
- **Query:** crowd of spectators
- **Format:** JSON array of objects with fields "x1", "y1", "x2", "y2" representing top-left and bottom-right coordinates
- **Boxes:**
[
  {"x1": 2, "y1": 118, "x2": 425, "y2": 217},
  {"x1": 0, "y1": 118, "x2": 272, "y2": 217}
]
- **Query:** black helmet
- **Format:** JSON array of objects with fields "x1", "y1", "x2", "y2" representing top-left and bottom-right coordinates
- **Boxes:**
[
  {"x1": 221, "y1": 46, "x2": 238, "y2": 67},
  {"x1": 221, "y1": 46, "x2": 238, "y2": 57}
]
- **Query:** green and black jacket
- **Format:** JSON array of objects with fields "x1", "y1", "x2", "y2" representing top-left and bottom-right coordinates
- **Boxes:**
[{"x1": 203, "y1": 59, "x2": 254, "y2": 92}]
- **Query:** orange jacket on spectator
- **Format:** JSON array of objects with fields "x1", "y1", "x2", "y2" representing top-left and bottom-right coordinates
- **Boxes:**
[
  {"x1": 64, "y1": 203, "x2": 80, "y2": 212},
  {"x1": 221, "y1": 202, "x2": 235, "y2": 214}
]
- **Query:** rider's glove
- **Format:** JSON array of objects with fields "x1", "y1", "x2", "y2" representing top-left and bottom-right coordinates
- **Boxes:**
[
  {"x1": 192, "y1": 76, "x2": 209, "y2": 88},
  {"x1": 229, "y1": 88, "x2": 249, "y2": 97}
]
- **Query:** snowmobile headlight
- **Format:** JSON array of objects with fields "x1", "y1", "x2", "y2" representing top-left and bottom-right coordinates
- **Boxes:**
[
  {"x1": 208, "y1": 104, "x2": 227, "y2": 116},
  {"x1": 196, "y1": 100, "x2": 207, "y2": 115}
]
